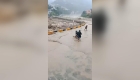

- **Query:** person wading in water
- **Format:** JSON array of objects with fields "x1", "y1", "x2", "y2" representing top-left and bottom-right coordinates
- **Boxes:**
[{"x1": 84, "y1": 25, "x2": 88, "y2": 31}]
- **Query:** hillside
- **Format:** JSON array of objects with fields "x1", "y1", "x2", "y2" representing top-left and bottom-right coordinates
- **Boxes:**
[
  {"x1": 48, "y1": 0, "x2": 92, "y2": 17},
  {"x1": 81, "y1": 9, "x2": 92, "y2": 18},
  {"x1": 48, "y1": 4, "x2": 70, "y2": 17},
  {"x1": 51, "y1": 0, "x2": 92, "y2": 13}
]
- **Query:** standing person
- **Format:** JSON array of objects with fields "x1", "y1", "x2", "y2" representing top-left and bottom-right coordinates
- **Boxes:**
[{"x1": 84, "y1": 25, "x2": 88, "y2": 31}]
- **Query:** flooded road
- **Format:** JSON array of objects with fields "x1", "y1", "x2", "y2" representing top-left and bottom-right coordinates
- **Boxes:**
[
  {"x1": 92, "y1": 0, "x2": 140, "y2": 80},
  {"x1": 48, "y1": 20, "x2": 92, "y2": 80}
]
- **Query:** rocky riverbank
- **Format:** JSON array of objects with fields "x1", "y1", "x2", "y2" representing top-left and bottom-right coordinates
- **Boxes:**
[{"x1": 48, "y1": 17, "x2": 85, "y2": 31}]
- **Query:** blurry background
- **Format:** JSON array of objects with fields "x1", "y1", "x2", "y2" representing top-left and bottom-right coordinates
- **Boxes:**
[
  {"x1": 0, "y1": 0, "x2": 47, "y2": 22},
  {"x1": 92, "y1": 0, "x2": 140, "y2": 80},
  {"x1": 0, "y1": 0, "x2": 48, "y2": 80},
  {"x1": 48, "y1": 0, "x2": 92, "y2": 17}
]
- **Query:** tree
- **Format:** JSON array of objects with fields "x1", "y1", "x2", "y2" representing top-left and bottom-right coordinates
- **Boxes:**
[{"x1": 81, "y1": 10, "x2": 92, "y2": 18}]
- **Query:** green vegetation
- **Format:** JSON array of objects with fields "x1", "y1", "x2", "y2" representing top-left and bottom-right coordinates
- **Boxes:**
[
  {"x1": 81, "y1": 10, "x2": 92, "y2": 18},
  {"x1": 81, "y1": 11, "x2": 87, "y2": 17},
  {"x1": 48, "y1": 5, "x2": 70, "y2": 17}
]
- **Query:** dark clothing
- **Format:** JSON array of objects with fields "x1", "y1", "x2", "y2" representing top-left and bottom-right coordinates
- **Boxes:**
[
  {"x1": 78, "y1": 31, "x2": 82, "y2": 38},
  {"x1": 75, "y1": 31, "x2": 82, "y2": 39},
  {"x1": 75, "y1": 31, "x2": 79, "y2": 38},
  {"x1": 85, "y1": 26, "x2": 87, "y2": 29}
]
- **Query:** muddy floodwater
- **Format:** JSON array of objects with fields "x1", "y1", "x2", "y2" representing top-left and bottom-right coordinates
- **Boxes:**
[{"x1": 48, "y1": 19, "x2": 92, "y2": 80}]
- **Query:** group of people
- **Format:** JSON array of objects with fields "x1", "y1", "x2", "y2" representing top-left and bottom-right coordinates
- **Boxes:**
[
  {"x1": 75, "y1": 30, "x2": 82, "y2": 40},
  {"x1": 74, "y1": 25, "x2": 88, "y2": 41}
]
